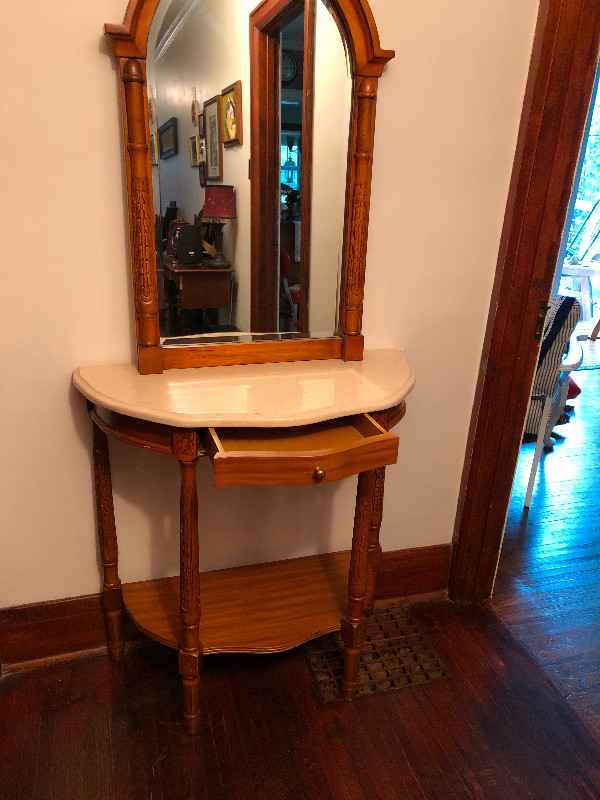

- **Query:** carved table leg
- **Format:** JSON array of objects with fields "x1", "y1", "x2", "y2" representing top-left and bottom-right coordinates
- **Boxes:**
[
  {"x1": 341, "y1": 469, "x2": 376, "y2": 701},
  {"x1": 175, "y1": 431, "x2": 202, "y2": 735},
  {"x1": 365, "y1": 465, "x2": 386, "y2": 615},
  {"x1": 92, "y1": 417, "x2": 124, "y2": 661}
]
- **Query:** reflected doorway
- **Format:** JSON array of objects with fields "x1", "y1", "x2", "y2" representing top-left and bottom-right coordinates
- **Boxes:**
[{"x1": 279, "y1": 11, "x2": 306, "y2": 333}]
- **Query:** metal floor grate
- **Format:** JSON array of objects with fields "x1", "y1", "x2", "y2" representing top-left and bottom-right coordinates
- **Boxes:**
[{"x1": 305, "y1": 605, "x2": 448, "y2": 702}]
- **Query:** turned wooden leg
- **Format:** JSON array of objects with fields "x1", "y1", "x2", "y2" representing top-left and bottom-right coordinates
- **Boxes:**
[
  {"x1": 341, "y1": 469, "x2": 376, "y2": 701},
  {"x1": 92, "y1": 417, "x2": 124, "y2": 661},
  {"x1": 365, "y1": 465, "x2": 386, "y2": 615},
  {"x1": 175, "y1": 431, "x2": 202, "y2": 735}
]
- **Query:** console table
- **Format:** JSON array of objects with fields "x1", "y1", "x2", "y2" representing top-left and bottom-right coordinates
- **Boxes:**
[{"x1": 73, "y1": 350, "x2": 415, "y2": 733}]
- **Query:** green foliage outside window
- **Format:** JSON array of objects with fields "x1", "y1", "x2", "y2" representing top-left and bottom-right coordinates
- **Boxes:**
[{"x1": 566, "y1": 96, "x2": 600, "y2": 257}]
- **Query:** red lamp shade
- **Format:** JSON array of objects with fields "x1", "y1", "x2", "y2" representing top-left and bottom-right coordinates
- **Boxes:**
[{"x1": 203, "y1": 184, "x2": 236, "y2": 220}]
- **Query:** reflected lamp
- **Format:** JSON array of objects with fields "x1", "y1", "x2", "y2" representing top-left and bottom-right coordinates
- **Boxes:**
[{"x1": 203, "y1": 184, "x2": 236, "y2": 268}]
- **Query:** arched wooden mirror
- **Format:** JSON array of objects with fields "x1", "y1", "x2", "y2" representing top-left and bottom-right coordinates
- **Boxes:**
[{"x1": 105, "y1": 0, "x2": 393, "y2": 373}]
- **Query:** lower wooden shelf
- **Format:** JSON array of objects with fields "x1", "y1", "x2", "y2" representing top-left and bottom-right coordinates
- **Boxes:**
[{"x1": 122, "y1": 550, "x2": 351, "y2": 654}]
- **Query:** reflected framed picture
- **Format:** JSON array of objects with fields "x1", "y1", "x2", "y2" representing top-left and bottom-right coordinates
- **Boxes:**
[
  {"x1": 150, "y1": 132, "x2": 158, "y2": 165},
  {"x1": 198, "y1": 162, "x2": 206, "y2": 187},
  {"x1": 203, "y1": 96, "x2": 223, "y2": 182},
  {"x1": 221, "y1": 80, "x2": 243, "y2": 147},
  {"x1": 191, "y1": 98, "x2": 200, "y2": 125},
  {"x1": 158, "y1": 117, "x2": 178, "y2": 159},
  {"x1": 189, "y1": 134, "x2": 200, "y2": 166},
  {"x1": 198, "y1": 111, "x2": 205, "y2": 139}
]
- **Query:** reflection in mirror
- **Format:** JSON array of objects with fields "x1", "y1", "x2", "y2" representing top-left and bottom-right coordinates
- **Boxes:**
[
  {"x1": 279, "y1": 12, "x2": 305, "y2": 333},
  {"x1": 148, "y1": 0, "x2": 253, "y2": 343},
  {"x1": 145, "y1": 0, "x2": 351, "y2": 346}
]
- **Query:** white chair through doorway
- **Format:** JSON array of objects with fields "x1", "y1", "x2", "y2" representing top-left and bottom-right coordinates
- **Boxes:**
[{"x1": 523, "y1": 295, "x2": 584, "y2": 507}]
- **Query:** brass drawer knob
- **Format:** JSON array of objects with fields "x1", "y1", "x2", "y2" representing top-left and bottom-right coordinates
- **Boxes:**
[{"x1": 313, "y1": 467, "x2": 326, "y2": 482}]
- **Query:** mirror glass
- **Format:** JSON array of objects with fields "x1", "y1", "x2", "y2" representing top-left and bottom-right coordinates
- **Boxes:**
[
  {"x1": 147, "y1": 0, "x2": 352, "y2": 346},
  {"x1": 307, "y1": 1, "x2": 352, "y2": 334}
]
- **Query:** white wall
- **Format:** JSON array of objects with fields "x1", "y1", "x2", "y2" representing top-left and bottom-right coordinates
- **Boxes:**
[
  {"x1": 364, "y1": 0, "x2": 539, "y2": 544},
  {"x1": 0, "y1": 0, "x2": 539, "y2": 608}
]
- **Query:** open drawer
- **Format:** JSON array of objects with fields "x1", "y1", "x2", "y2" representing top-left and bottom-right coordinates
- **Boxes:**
[{"x1": 204, "y1": 414, "x2": 399, "y2": 486}]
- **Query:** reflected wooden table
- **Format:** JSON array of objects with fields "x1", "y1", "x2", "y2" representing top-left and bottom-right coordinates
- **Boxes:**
[{"x1": 163, "y1": 261, "x2": 234, "y2": 334}]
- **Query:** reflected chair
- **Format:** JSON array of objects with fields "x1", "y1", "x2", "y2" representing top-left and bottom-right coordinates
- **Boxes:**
[
  {"x1": 523, "y1": 295, "x2": 583, "y2": 507},
  {"x1": 279, "y1": 249, "x2": 295, "y2": 332}
]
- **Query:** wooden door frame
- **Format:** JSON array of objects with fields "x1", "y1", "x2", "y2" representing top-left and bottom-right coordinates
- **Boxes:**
[{"x1": 449, "y1": 0, "x2": 600, "y2": 603}]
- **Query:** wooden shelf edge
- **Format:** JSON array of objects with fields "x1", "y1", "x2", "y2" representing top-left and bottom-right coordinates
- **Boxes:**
[
  {"x1": 206, "y1": 624, "x2": 343, "y2": 655},
  {"x1": 122, "y1": 550, "x2": 351, "y2": 654}
]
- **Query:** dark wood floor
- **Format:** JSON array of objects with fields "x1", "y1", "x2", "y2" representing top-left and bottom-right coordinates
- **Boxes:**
[
  {"x1": 3, "y1": 599, "x2": 600, "y2": 798},
  {"x1": 3, "y1": 352, "x2": 600, "y2": 799},
  {"x1": 491, "y1": 342, "x2": 600, "y2": 733}
]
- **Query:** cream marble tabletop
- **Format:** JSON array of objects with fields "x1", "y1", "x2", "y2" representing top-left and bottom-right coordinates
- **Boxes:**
[{"x1": 73, "y1": 349, "x2": 415, "y2": 428}]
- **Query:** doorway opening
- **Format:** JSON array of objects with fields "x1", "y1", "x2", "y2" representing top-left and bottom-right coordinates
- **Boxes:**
[
  {"x1": 448, "y1": 0, "x2": 600, "y2": 605},
  {"x1": 510, "y1": 59, "x2": 600, "y2": 511},
  {"x1": 490, "y1": 59, "x2": 600, "y2": 734}
]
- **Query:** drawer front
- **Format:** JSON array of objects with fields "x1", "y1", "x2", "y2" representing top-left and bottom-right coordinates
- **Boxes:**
[{"x1": 204, "y1": 415, "x2": 400, "y2": 487}]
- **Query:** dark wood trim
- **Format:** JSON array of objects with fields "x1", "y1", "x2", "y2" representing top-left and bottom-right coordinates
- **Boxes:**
[
  {"x1": 374, "y1": 544, "x2": 451, "y2": 601},
  {"x1": 449, "y1": 0, "x2": 600, "y2": 603},
  {"x1": 0, "y1": 594, "x2": 146, "y2": 675},
  {"x1": 0, "y1": 544, "x2": 449, "y2": 674}
]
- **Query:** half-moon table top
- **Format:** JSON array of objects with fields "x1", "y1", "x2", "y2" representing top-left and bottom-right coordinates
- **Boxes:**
[{"x1": 73, "y1": 349, "x2": 415, "y2": 428}]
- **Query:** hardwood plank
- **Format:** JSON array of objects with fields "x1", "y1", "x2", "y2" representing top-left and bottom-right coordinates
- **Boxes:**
[
  {"x1": 0, "y1": 669, "x2": 44, "y2": 798},
  {"x1": 491, "y1": 366, "x2": 600, "y2": 733},
  {"x1": 356, "y1": 693, "x2": 476, "y2": 799},
  {"x1": 34, "y1": 661, "x2": 116, "y2": 800},
  {"x1": 273, "y1": 656, "x2": 376, "y2": 800},
  {"x1": 3, "y1": 600, "x2": 600, "y2": 798},
  {"x1": 413, "y1": 602, "x2": 600, "y2": 798}
]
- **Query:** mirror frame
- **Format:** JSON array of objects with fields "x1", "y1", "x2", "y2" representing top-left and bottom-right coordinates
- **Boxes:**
[{"x1": 105, "y1": 0, "x2": 394, "y2": 374}]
